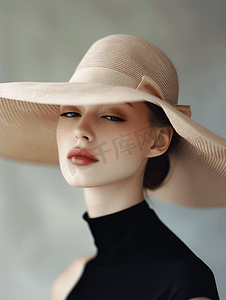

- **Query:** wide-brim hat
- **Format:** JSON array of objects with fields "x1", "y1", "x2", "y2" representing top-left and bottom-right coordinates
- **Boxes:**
[{"x1": 0, "y1": 34, "x2": 226, "y2": 207}]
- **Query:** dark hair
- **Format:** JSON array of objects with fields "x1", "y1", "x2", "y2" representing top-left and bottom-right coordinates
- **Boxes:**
[{"x1": 143, "y1": 102, "x2": 180, "y2": 190}]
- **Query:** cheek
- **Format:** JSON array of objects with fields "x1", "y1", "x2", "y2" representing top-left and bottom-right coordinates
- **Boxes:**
[
  {"x1": 56, "y1": 122, "x2": 71, "y2": 148},
  {"x1": 93, "y1": 129, "x2": 152, "y2": 168},
  {"x1": 56, "y1": 125, "x2": 62, "y2": 147}
]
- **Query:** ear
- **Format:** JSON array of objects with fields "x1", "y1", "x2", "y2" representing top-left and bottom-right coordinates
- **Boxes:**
[{"x1": 146, "y1": 126, "x2": 173, "y2": 158}]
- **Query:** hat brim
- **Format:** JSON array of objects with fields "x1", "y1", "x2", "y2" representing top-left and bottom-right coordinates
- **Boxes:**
[{"x1": 0, "y1": 81, "x2": 226, "y2": 207}]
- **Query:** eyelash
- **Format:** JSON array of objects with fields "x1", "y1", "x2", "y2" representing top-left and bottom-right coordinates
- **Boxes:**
[
  {"x1": 60, "y1": 112, "x2": 125, "y2": 122},
  {"x1": 60, "y1": 112, "x2": 80, "y2": 118}
]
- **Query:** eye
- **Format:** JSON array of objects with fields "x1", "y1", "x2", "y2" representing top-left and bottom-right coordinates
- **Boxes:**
[
  {"x1": 102, "y1": 116, "x2": 125, "y2": 122},
  {"x1": 60, "y1": 112, "x2": 81, "y2": 118}
]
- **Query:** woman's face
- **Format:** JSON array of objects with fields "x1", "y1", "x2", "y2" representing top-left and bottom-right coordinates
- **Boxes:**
[{"x1": 56, "y1": 102, "x2": 157, "y2": 187}]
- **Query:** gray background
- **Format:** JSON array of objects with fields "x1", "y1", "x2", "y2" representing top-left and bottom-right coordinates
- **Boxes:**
[{"x1": 0, "y1": 1, "x2": 226, "y2": 299}]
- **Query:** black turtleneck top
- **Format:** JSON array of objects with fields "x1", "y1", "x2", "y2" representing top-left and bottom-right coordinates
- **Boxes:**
[{"x1": 66, "y1": 200, "x2": 219, "y2": 300}]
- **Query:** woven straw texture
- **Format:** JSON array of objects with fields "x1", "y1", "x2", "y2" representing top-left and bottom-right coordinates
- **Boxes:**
[{"x1": 0, "y1": 34, "x2": 226, "y2": 207}]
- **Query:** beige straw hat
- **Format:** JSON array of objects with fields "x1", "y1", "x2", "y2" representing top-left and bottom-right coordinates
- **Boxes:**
[{"x1": 0, "y1": 34, "x2": 226, "y2": 207}]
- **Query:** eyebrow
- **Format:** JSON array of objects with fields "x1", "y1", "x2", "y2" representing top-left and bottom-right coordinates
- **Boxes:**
[{"x1": 60, "y1": 103, "x2": 133, "y2": 112}]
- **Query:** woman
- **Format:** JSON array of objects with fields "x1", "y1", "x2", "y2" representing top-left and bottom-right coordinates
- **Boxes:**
[{"x1": 0, "y1": 34, "x2": 224, "y2": 299}]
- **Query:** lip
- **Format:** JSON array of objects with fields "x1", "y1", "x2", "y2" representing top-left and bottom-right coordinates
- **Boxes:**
[{"x1": 67, "y1": 148, "x2": 99, "y2": 166}]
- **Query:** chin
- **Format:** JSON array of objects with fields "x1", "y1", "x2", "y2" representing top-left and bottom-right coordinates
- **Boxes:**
[
  {"x1": 59, "y1": 158, "x2": 142, "y2": 188},
  {"x1": 60, "y1": 165, "x2": 97, "y2": 187}
]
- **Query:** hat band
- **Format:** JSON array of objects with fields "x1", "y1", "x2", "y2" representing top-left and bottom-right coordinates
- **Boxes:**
[{"x1": 69, "y1": 67, "x2": 139, "y2": 88}]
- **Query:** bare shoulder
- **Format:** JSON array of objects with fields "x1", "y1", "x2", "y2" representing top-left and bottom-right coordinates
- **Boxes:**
[{"x1": 51, "y1": 254, "x2": 95, "y2": 300}]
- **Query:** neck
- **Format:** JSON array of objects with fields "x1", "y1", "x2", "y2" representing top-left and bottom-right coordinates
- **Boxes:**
[
  {"x1": 83, "y1": 175, "x2": 144, "y2": 218},
  {"x1": 82, "y1": 199, "x2": 153, "y2": 265}
]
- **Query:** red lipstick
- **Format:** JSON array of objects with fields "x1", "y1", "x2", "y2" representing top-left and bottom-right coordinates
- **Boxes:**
[{"x1": 67, "y1": 148, "x2": 99, "y2": 166}]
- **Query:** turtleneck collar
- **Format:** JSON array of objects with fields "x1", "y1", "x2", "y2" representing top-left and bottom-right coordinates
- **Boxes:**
[{"x1": 82, "y1": 200, "x2": 155, "y2": 265}]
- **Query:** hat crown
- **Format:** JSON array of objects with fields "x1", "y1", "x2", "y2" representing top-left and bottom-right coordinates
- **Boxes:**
[{"x1": 70, "y1": 34, "x2": 179, "y2": 105}]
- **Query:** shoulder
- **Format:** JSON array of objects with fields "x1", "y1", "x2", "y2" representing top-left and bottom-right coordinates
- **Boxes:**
[
  {"x1": 167, "y1": 260, "x2": 218, "y2": 300},
  {"x1": 189, "y1": 298, "x2": 212, "y2": 300},
  {"x1": 51, "y1": 254, "x2": 95, "y2": 300},
  {"x1": 169, "y1": 256, "x2": 216, "y2": 286},
  {"x1": 189, "y1": 297, "x2": 211, "y2": 300}
]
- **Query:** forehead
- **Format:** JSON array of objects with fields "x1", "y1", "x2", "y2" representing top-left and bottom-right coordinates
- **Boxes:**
[
  {"x1": 59, "y1": 101, "x2": 151, "y2": 111},
  {"x1": 60, "y1": 102, "x2": 133, "y2": 109}
]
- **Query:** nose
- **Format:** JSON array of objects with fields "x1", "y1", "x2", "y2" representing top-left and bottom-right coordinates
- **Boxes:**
[
  {"x1": 75, "y1": 134, "x2": 89, "y2": 140},
  {"x1": 73, "y1": 115, "x2": 95, "y2": 142}
]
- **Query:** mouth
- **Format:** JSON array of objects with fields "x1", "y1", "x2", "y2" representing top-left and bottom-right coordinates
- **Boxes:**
[
  {"x1": 67, "y1": 148, "x2": 99, "y2": 166},
  {"x1": 69, "y1": 156, "x2": 98, "y2": 166}
]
